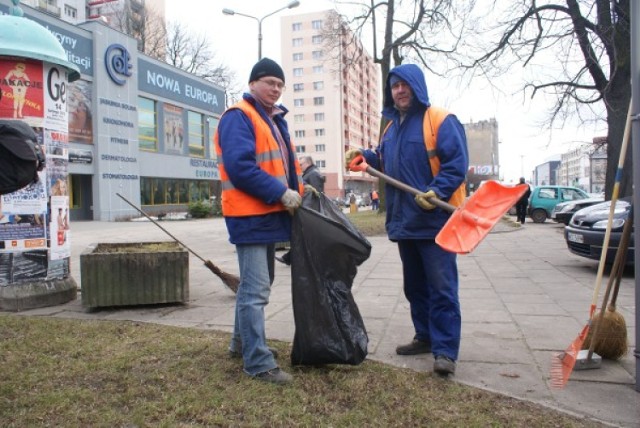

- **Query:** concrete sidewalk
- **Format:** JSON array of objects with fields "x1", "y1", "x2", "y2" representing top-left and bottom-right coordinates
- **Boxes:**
[{"x1": 8, "y1": 217, "x2": 639, "y2": 426}]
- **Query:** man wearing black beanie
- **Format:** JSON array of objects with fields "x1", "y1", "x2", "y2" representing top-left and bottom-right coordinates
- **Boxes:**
[
  {"x1": 214, "y1": 58, "x2": 303, "y2": 384},
  {"x1": 249, "y1": 57, "x2": 286, "y2": 84}
]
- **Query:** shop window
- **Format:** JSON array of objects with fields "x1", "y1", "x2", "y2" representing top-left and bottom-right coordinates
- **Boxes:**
[
  {"x1": 141, "y1": 178, "x2": 213, "y2": 206},
  {"x1": 138, "y1": 97, "x2": 157, "y2": 151},
  {"x1": 207, "y1": 116, "x2": 219, "y2": 160},
  {"x1": 153, "y1": 179, "x2": 166, "y2": 205},
  {"x1": 188, "y1": 111, "x2": 205, "y2": 158}
]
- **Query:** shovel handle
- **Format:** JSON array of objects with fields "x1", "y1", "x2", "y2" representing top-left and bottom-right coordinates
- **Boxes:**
[{"x1": 348, "y1": 155, "x2": 456, "y2": 213}]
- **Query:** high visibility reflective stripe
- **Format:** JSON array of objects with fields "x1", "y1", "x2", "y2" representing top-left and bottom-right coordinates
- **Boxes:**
[{"x1": 220, "y1": 174, "x2": 288, "y2": 191}]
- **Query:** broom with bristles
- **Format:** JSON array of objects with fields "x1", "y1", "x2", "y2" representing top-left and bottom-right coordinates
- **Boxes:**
[{"x1": 582, "y1": 212, "x2": 632, "y2": 360}]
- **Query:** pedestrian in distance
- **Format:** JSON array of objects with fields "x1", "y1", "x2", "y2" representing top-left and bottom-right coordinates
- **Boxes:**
[
  {"x1": 515, "y1": 177, "x2": 531, "y2": 224},
  {"x1": 214, "y1": 57, "x2": 305, "y2": 385},
  {"x1": 345, "y1": 64, "x2": 469, "y2": 376},
  {"x1": 299, "y1": 155, "x2": 325, "y2": 193},
  {"x1": 371, "y1": 189, "x2": 379, "y2": 210},
  {"x1": 276, "y1": 155, "x2": 325, "y2": 266}
]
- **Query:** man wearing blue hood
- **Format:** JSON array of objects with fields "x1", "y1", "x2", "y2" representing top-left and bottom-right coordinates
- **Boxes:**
[{"x1": 345, "y1": 64, "x2": 468, "y2": 375}]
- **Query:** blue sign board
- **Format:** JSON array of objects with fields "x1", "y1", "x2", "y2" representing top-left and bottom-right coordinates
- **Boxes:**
[{"x1": 138, "y1": 58, "x2": 224, "y2": 115}]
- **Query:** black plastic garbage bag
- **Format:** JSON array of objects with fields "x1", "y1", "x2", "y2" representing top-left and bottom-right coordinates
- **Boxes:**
[{"x1": 290, "y1": 192, "x2": 371, "y2": 366}]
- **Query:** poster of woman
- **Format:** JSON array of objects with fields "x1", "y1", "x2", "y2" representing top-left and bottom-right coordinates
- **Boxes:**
[
  {"x1": 68, "y1": 80, "x2": 93, "y2": 144},
  {"x1": 0, "y1": 59, "x2": 44, "y2": 123}
]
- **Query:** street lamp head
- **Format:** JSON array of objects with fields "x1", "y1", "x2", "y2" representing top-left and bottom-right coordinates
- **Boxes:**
[
  {"x1": 287, "y1": 1, "x2": 301, "y2": 8},
  {"x1": 222, "y1": 8, "x2": 235, "y2": 16}
]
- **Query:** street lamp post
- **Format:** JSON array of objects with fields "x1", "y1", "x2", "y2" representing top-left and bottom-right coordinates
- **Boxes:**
[{"x1": 222, "y1": 1, "x2": 300, "y2": 60}]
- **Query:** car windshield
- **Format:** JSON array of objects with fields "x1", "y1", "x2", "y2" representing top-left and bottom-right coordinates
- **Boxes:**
[{"x1": 561, "y1": 189, "x2": 588, "y2": 201}]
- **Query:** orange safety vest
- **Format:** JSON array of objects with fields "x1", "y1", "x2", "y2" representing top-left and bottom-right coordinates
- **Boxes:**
[
  {"x1": 214, "y1": 100, "x2": 304, "y2": 217},
  {"x1": 383, "y1": 106, "x2": 467, "y2": 207}
]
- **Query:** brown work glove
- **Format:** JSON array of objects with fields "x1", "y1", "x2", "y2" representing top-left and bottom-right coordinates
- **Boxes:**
[
  {"x1": 344, "y1": 149, "x2": 362, "y2": 171},
  {"x1": 415, "y1": 190, "x2": 439, "y2": 211}
]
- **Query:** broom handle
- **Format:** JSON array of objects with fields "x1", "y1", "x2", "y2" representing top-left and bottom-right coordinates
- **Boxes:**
[
  {"x1": 608, "y1": 214, "x2": 633, "y2": 310},
  {"x1": 587, "y1": 212, "x2": 632, "y2": 358},
  {"x1": 116, "y1": 193, "x2": 207, "y2": 264},
  {"x1": 589, "y1": 100, "x2": 632, "y2": 319},
  {"x1": 363, "y1": 165, "x2": 456, "y2": 213}
]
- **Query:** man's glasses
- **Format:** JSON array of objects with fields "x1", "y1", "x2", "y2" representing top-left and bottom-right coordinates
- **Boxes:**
[{"x1": 259, "y1": 78, "x2": 286, "y2": 91}]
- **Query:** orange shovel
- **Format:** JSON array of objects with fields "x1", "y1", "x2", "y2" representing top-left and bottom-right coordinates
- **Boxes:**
[{"x1": 349, "y1": 155, "x2": 528, "y2": 254}]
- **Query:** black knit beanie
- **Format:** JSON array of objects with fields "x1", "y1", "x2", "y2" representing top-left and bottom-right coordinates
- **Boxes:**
[{"x1": 249, "y1": 58, "x2": 285, "y2": 84}]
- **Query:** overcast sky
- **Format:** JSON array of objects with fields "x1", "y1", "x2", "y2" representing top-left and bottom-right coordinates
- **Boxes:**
[{"x1": 165, "y1": 0, "x2": 606, "y2": 182}]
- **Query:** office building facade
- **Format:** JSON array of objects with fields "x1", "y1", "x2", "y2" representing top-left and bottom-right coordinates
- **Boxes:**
[{"x1": 1, "y1": 0, "x2": 224, "y2": 221}]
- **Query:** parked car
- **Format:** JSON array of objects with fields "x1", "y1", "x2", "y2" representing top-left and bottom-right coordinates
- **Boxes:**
[
  {"x1": 564, "y1": 197, "x2": 634, "y2": 265},
  {"x1": 551, "y1": 196, "x2": 604, "y2": 225},
  {"x1": 528, "y1": 185, "x2": 590, "y2": 223}
]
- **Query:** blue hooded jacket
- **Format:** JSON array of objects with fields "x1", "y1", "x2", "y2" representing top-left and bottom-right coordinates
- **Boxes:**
[{"x1": 362, "y1": 64, "x2": 468, "y2": 240}]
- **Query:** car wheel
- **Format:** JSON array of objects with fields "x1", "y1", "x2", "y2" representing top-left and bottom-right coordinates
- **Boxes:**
[{"x1": 531, "y1": 209, "x2": 547, "y2": 223}]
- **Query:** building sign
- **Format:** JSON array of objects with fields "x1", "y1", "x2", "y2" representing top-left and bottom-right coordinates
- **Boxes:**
[
  {"x1": 69, "y1": 148, "x2": 93, "y2": 164},
  {"x1": 138, "y1": 58, "x2": 225, "y2": 114},
  {"x1": 105, "y1": 44, "x2": 132, "y2": 85},
  {"x1": 469, "y1": 165, "x2": 499, "y2": 175}
]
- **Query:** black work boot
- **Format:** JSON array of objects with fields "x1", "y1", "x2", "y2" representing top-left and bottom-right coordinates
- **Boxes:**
[
  {"x1": 433, "y1": 355, "x2": 456, "y2": 376},
  {"x1": 395, "y1": 339, "x2": 432, "y2": 355}
]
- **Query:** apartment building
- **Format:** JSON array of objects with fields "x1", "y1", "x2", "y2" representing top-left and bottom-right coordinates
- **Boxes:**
[
  {"x1": 280, "y1": 10, "x2": 381, "y2": 199},
  {"x1": 86, "y1": 0, "x2": 164, "y2": 24},
  {"x1": 557, "y1": 138, "x2": 607, "y2": 193},
  {"x1": 20, "y1": 0, "x2": 86, "y2": 23},
  {"x1": 18, "y1": 0, "x2": 165, "y2": 28},
  {"x1": 464, "y1": 118, "x2": 500, "y2": 191}
]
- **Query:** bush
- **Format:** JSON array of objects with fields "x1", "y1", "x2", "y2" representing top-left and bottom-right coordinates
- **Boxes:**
[{"x1": 188, "y1": 200, "x2": 214, "y2": 218}]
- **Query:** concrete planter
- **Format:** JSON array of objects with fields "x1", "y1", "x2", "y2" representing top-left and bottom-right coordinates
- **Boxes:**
[{"x1": 80, "y1": 242, "x2": 188, "y2": 309}]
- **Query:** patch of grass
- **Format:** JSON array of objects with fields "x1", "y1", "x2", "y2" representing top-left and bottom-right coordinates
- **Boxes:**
[
  {"x1": 346, "y1": 209, "x2": 387, "y2": 236},
  {"x1": 0, "y1": 315, "x2": 603, "y2": 427}
]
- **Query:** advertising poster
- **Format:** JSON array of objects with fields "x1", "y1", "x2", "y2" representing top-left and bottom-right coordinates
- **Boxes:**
[
  {"x1": 68, "y1": 79, "x2": 93, "y2": 144},
  {"x1": 163, "y1": 103, "x2": 184, "y2": 153},
  {"x1": 0, "y1": 59, "x2": 45, "y2": 124},
  {"x1": 43, "y1": 64, "x2": 70, "y2": 132},
  {"x1": 50, "y1": 196, "x2": 70, "y2": 260},
  {"x1": 0, "y1": 174, "x2": 48, "y2": 252}
]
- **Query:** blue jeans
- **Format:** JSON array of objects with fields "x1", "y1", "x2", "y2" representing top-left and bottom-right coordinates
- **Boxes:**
[
  {"x1": 229, "y1": 243, "x2": 277, "y2": 376},
  {"x1": 397, "y1": 239, "x2": 461, "y2": 361}
]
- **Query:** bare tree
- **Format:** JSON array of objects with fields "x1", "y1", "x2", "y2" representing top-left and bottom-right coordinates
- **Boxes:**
[
  {"x1": 107, "y1": 5, "x2": 241, "y2": 106},
  {"x1": 326, "y1": 0, "x2": 471, "y2": 103},
  {"x1": 460, "y1": 0, "x2": 631, "y2": 199},
  {"x1": 107, "y1": 2, "x2": 167, "y2": 59},
  {"x1": 164, "y1": 21, "x2": 242, "y2": 105}
]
